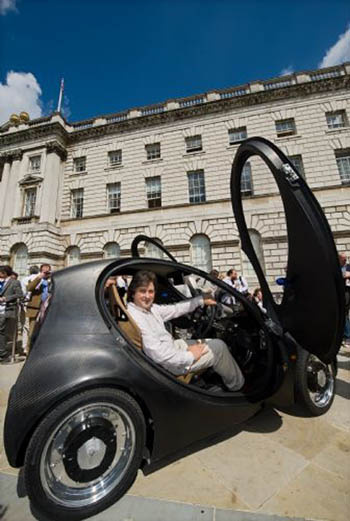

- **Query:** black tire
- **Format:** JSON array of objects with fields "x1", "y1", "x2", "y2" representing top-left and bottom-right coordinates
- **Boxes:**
[
  {"x1": 295, "y1": 348, "x2": 336, "y2": 416},
  {"x1": 24, "y1": 388, "x2": 146, "y2": 521}
]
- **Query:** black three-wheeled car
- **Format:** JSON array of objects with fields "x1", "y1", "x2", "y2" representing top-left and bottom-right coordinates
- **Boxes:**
[{"x1": 4, "y1": 138, "x2": 344, "y2": 520}]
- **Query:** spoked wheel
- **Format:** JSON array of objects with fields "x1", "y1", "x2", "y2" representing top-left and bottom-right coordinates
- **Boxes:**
[
  {"x1": 295, "y1": 348, "x2": 336, "y2": 416},
  {"x1": 24, "y1": 389, "x2": 146, "y2": 521}
]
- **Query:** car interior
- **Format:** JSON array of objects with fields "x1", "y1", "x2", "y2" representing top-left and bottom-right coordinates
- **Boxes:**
[{"x1": 103, "y1": 262, "x2": 276, "y2": 396}]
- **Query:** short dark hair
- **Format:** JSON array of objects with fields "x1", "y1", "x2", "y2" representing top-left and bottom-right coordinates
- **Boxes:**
[
  {"x1": 29, "y1": 265, "x2": 40, "y2": 275},
  {"x1": 226, "y1": 268, "x2": 235, "y2": 276},
  {"x1": 127, "y1": 271, "x2": 157, "y2": 302},
  {"x1": 0, "y1": 265, "x2": 13, "y2": 277},
  {"x1": 253, "y1": 287, "x2": 262, "y2": 298}
]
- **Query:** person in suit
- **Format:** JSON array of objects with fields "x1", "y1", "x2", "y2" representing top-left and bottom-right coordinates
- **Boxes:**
[
  {"x1": 0, "y1": 265, "x2": 23, "y2": 363},
  {"x1": 25, "y1": 264, "x2": 51, "y2": 349}
]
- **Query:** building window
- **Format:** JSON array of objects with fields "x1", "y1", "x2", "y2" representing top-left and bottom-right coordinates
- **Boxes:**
[
  {"x1": 188, "y1": 170, "x2": 206, "y2": 203},
  {"x1": 146, "y1": 176, "x2": 161, "y2": 208},
  {"x1": 335, "y1": 150, "x2": 350, "y2": 185},
  {"x1": 103, "y1": 242, "x2": 120, "y2": 259},
  {"x1": 326, "y1": 111, "x2": 348, "y2": 129},
  {"x1": 71, "y1": 188, "x2": 84, "y2": 218},
  {"x1": 29, "y1": 155, "x2": 41, "y2": 172},
  {"x1": 228, "y1": 127, "x2": 247, "y2": 145},
  {"x1": 23, "y1": 188, "x2": 37, "y2": 217},
  {"x1": 190, "y1": 234, "x2": 212, "y2": 272},
  {"x1": 241, "y1": 162, "x2": 253, "y2": 196},
  {"x1": 275, "y1": 119, "x2": 296, "y2": 137},
  {"x1": 289, "y1": 155, "x2": 305, "y2": 178},
  {"x1": 145, "y1": 143, "x2": 161, "y2": 160},
  {"x1": 66, "y1": 246, "x2": 80, "y2": 266},
  {"x1": 185, "y1": 135, "x2": 202, "y2": 153},
  {"x1": 146, "y1": 238, "x2": 164, "y2": 259},
  {"x1": 11, "y1": 243, "x2": 28, "y2": 278},
  {"x1": 73, "y1": 156, "x2": 86, "y2": 172},
  {"x1": 241, "y1": 229, "x2": 265, "y2": 283},
  {"x1": 108, "y1": 149, "x2": 122, "y2": 166},
  {"x1": 107, "y1": 183, "x2": 121, "y2": 213}
]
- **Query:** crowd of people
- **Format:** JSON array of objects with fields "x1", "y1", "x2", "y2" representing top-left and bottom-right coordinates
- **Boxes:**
[
  {"x1": 0, "y1": 263, "x2": 52, "y2": 363},
  {"x1": 0, "y1": 250, "x2": 349, "y2": 365}
]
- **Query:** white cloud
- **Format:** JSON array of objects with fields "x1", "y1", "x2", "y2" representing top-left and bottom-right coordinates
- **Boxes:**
[
  {"x1": 280, "y1": 65, "x2": 294, "y2": 76},
  {"x1": 0, "y1": 0, "x2": 17, "y2": 15},
  {"x1": 0, "y1": 71, "x2": 43, "y2": 124},
  {"x1": 319, "y1": 25, "x2": 350, "y2": 68}
]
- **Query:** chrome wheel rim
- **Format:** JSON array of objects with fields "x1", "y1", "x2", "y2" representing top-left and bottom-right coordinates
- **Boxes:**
[
  {"x1": 306, "y1": 354, "x2": 334, "y2": 408},
  {"x1": 40, "y1": 402, "x2": 136, "y2": 508}
]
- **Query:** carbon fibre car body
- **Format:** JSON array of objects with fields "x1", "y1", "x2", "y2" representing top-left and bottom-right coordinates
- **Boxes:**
[{"x1": 3, "y1": 138, "x2": 344, "y2": 521}]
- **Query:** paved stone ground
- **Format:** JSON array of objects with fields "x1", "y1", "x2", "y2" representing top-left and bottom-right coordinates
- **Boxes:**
[{"x1": 1, "y1": 347, "x2": 349, "y2": 521}]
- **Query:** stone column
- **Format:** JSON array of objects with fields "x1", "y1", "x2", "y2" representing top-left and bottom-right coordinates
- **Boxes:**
[
  {"x1": 2, "y1": 150, "x2": 23, "y2": 227},
  {"x1": 40, "y1": 141, "x2": 67, "y2": 224},
  {"x1": 0, "y1": 157, "x2": 12, "y2": 226}
]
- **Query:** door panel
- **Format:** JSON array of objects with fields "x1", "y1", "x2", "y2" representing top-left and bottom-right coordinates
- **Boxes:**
[{"x1": 231, "y1": 137, "x2": 344, "y2": 362}]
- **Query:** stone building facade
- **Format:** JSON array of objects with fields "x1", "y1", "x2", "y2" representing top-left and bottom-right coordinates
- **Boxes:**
[{"x1": 0, "y1": 63, "x2": 349, "y2": 291}]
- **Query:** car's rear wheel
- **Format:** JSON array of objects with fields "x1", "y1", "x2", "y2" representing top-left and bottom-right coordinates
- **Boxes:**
[
  {"x1": 295, "y1": 348, "x2": 336, "y2": 416},
  {"x1": 24, "y1": 388, "x2": 146, "y2": 521}
]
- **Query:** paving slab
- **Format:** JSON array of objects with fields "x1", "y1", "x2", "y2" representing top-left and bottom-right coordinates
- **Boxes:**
[{"x1": 259, "y1": 463, "x2": 350, "y2": 521}]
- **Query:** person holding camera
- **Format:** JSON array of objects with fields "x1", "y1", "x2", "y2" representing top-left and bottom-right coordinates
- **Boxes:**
[{"x1": 26, "y1": 264, "x2": 52, "y2": 350}]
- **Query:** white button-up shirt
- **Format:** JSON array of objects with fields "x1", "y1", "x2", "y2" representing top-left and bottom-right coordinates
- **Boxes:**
[{"x1": 128, "y1": 296, "x2": 203, "y2": 375}]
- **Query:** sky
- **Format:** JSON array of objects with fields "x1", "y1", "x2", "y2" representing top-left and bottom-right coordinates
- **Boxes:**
[{"x1": 0, "y1": 0, "x2": 349, "y2": 124}]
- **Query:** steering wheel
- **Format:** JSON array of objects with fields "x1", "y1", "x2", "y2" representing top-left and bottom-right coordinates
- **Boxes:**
[{"x1": 190, "y1": 302, "x2": 218, "y2": 339}]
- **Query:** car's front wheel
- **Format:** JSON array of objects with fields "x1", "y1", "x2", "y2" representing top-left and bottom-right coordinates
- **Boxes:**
[
  {"x1": 24, "y1": 388, "x2": 146, "y2": 521},
  {"x1": 295, "y1": 348, "x2": 336, "y2": 416}
]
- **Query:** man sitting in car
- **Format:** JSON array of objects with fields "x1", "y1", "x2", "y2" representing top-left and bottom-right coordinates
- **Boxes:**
[{"x1": 127, "y1": 270, "x2": 245, "y2": 392}]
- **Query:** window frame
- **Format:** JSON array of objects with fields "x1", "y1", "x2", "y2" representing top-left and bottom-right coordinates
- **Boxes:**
[
  {"x1": 145, "y1": 143, "x2": 161, "y2": 161},
  {"x1": 73, "y1": 156, "x2": 87, "y2": 173},
  {"x1": 28, "y1": 154, "x2": 41, "y2": 173},
  {"x1": 71, "y1": 188, "x2": 84, "y2": 218},
  {"x1": 108, "y1": 149, "x2": 122, "y2": 167},
  {"x1": 241, "y1": 162, "x2": 253, "y2": 196},
  {"x1": 185, "y1": 135, "x2": 203, "y2": 153},
  {"x1": 326, "y1": 111, "x2": 348, "y2": 130},
  {"x1": 187, "y1": 170, "x2": 206, "y2": 204},
  {"x1": 146, "y1": 176, "x2": 162, "y2": 208},
  {"x1": 335, "y1": 150, "x2": 350, "y2": 185},
  {"x1": 23, "y1": 187, "x2": 37, "y2": 217},
  {"x1": 275, "y1": 118, "x2": 296, "y2": 137},
  {"x1": 228, "y1": 127, "x2": 247, "y2": 145},
  {"x1": 107, "y1": 182, "x2": 121, "y2": 214}
]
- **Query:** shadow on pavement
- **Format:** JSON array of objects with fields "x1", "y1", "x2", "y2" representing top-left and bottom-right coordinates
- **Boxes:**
[
  {"x1": 337, "y1": 359, "x2": 350, "y2": 369},
  {"x1": 243, "y1": 406, "x2": 283, "y2": 433},
  {"x1": 335, "y1": 377, "x2": 350, "y2": 399}
]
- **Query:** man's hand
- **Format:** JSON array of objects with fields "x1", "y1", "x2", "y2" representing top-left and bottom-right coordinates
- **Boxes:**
[
  {"x1": 187, "y1": 342, "x2": 208, "y2": 361},
  {"x1": 203, "y1": 297, "x2": 216, "y2": 306}
]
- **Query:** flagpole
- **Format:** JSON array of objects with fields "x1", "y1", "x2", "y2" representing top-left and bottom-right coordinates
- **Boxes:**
[{"x1": 57, "y1": 78, "x2": 64, "y2": 113}]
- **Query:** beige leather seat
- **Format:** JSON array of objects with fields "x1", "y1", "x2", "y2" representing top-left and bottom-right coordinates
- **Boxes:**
[{"x1": 108, "y1": 284, "x2": 193, "y2": 384}]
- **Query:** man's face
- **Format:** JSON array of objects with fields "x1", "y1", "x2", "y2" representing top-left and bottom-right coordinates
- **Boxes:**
[
  {"x1": 133, "y1": 282, "x2": 155, "y2": 311},
  {"x1": 339, "y1": 254, "x2": 347, "y2": 267},
  {"x1": 0, "y1": 271, "x2": 6, "y2": 280},
  {"x1": 230, "y1": 270, "x2": 238, "y2": 280},
  {"x1": 41, "y1": 266, "x2": 51, "y2": 278}
]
